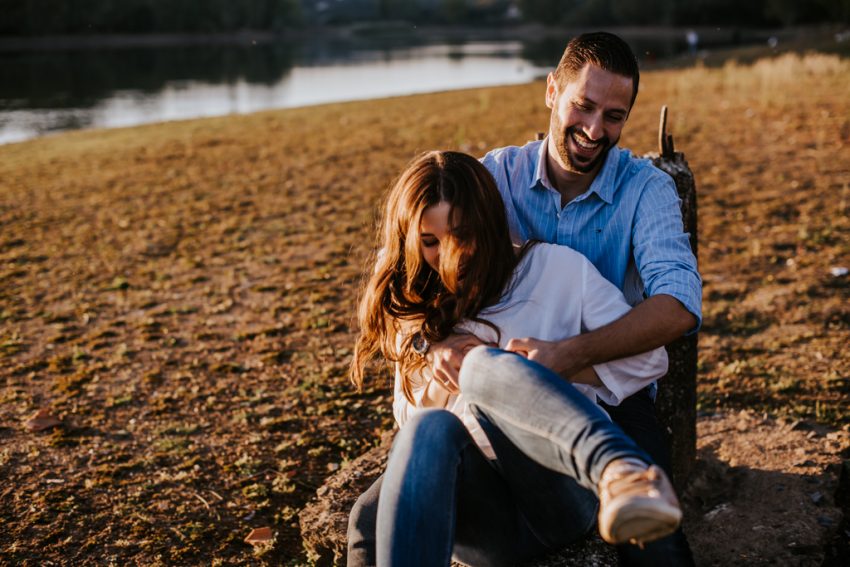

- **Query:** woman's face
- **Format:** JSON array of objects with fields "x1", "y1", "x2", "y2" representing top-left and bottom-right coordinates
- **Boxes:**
[{"x1": 419, "y1": 201, "x2": 453, "y2": 273}]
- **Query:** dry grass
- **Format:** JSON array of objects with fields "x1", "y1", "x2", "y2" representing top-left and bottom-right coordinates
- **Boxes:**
[{"x1": 0, "y1": 51, "x2": 848, "y2": 563}]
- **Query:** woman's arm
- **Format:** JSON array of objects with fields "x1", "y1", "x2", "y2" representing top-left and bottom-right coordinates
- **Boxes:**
[{"x1": 392, "y1": 364, "x2": 452, "y2": 428}]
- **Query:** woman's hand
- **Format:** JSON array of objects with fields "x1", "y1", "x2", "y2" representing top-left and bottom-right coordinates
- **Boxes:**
[{"x1": 427, "y1": 333, "x2": 484, "y2": 394}]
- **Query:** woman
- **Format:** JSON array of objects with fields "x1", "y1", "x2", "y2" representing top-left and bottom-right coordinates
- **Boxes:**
[{"x1": 349, "y1": 151, "x2": 682, "y2": 566}]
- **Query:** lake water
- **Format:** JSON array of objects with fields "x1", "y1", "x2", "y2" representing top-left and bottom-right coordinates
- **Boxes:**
[{"x1": 0, "y1": 31, "x2": 700, "y2": 145}]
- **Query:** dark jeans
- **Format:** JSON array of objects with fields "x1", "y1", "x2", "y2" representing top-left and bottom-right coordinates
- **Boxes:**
[{"x1": 348, "y1": 347, "x2": 695, "y2": 566}]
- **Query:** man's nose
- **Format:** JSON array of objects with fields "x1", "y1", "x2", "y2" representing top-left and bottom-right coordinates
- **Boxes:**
[{"x1": 583, "y1": 114, "x2": 604, "y2": 141}]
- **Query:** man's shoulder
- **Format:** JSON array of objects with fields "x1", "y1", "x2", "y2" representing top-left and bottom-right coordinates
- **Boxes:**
[
  {"x1": 481, "y1": 139, "x2": 542, "y2": 176},
  {"x1": 615, "y1": 147, "x2": 671, "y2": 184},
  {"x1": 610, "y1": 147, "x2": 676, "y2": 198}
]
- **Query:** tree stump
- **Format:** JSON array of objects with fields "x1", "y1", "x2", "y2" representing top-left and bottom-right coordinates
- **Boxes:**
[
  {"x1": 299, "y1": 107, "x2": 698, "y2": 565},
  {"x1": 642, "y1": 105, "x2": 699, "y2": 491}
]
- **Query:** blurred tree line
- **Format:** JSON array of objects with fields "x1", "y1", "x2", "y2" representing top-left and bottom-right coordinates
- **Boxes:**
[
  {"x1": 0, "y1": 0, "x2": 303, "y2": 34},
  {"x1": 517, "y1": 0, "x2": 849, "y2": 27},
  {"x1": 1, "y1": 0, "x2": 847, "y2": 36}
]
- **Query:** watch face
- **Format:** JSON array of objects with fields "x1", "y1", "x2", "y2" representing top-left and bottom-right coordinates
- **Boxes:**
[{"x1": 412, "y1": 333, "x2": 428, "y2": 355}]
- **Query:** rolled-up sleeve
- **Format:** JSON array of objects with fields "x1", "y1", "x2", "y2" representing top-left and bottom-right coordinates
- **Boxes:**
[{"x1": 632, "y1": 173, "x2": 702, "y2": 332}]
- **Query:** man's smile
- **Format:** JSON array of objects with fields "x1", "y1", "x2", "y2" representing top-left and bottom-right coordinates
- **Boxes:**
[{"x1": 570, "y1": 129, "x2": 605, "y2": 155}]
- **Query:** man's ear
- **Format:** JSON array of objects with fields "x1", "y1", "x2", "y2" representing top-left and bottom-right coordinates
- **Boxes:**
[{"x1": 545, "y1": 72, "x2": 557, "y2": 109}]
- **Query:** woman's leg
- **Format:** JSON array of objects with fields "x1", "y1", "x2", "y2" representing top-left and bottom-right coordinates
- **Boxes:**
[
  {"x1": 460, "y1": 346, "x2": 652, "y2": 489},
  {"x1": 375, "y1": 409, "x2": 564, "y2": 567},
  {"x1": 459, "y1": 347, "x2": 681, "y2": 547},
  {"x1": 376, "y1": 410, "x2": 467, "y2": 566}
]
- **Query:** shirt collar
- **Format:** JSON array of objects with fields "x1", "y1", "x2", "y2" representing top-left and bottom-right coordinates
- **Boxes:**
[{"x1": 533, "y1": 136, "x2": 619, "y2": 205}]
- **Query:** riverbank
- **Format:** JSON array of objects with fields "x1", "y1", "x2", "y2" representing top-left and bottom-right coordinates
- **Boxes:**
[{"x1": 1, "y1": 51, "x2": 848, "y2": 563}]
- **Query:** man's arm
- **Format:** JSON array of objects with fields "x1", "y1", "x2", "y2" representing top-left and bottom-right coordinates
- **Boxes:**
[{"x1": 506, "y1": 294, "x2": 695, "y2": 379}]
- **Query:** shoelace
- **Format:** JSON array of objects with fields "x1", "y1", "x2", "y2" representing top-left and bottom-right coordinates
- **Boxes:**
[{"x1": 600, "y1": 466, "x2": 662, "y2": 502}]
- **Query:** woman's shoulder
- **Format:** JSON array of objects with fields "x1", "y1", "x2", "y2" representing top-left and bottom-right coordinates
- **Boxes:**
[
  {"x1": 522, "y1": 241, "x2": 592, "y2": 269},
  {"x1": 505, "y1": 242, "x2": 590, "y2": 298}
]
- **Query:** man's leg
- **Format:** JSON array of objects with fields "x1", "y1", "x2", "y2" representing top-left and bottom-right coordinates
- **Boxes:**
[
  {"x1": 600, "y1": 389, "x2": 696, "y2": 566},
  {"x1": 347, "y1": 475, "x2": 382, "y2": 567}
]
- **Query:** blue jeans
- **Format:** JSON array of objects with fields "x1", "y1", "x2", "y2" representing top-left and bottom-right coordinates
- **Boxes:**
[{"x1": 349, "y1": 346, "x2": 654, "y2": 566}]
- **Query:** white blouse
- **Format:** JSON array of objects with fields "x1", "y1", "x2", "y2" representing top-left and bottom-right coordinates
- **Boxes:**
[{"x1": 392, "y1": 243, "x2": 668, "y2": 459}]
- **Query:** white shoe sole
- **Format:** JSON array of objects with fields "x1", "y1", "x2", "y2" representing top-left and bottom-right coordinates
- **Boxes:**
[{"x1": 601, "y1": 498, "x2": 682, "y2": 545}]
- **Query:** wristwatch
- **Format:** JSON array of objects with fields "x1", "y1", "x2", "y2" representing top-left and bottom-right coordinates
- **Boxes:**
[{"x1": 412, "y1": 332, "x2": 430, "y2": 357}]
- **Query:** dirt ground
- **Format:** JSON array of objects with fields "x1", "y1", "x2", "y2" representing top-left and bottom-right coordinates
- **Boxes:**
[{"x1": 1, "y1": 42, "x2": 848, "y2": 564}]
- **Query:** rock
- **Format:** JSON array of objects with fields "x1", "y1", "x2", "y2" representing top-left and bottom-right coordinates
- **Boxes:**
[
  {"x1": 816, "y1": 516, "x2": 833, "y2": 527},
  {"x1": 299, "y1": 431, "x2": 394, "y2": 566},
  {"x1": 704, "y1": 503, "x2": 732, "y2": 521}
]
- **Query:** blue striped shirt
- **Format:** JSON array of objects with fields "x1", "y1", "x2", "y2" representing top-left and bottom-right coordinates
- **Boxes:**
[{"x1": 482, "y1": 138, "x2": 702, "y2": 332}]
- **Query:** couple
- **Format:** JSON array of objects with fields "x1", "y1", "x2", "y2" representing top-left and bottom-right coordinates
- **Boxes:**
[{"x1": 347, "y1": 32, "x2": 701, "y2": 567}]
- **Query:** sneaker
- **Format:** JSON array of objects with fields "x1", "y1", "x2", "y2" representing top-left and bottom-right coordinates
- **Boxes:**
[{"x1": 597, "y1": 463, "x2": 683, "y2": 546}]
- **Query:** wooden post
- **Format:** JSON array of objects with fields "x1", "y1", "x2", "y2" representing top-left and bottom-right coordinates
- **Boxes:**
[{"x1": 642, "y1": 105, "x2": 699, "y2": 491}]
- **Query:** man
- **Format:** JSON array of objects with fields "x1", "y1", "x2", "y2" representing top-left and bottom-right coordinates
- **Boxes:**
[{"x1": 349, "y1": 32, "x2": 700, "y2": 566}]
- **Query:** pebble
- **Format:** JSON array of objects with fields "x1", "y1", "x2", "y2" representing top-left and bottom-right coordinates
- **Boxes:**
[
  {"x1": 817, "y1": 516, "x2": 833, "y2": 527},
  {"x1": 704, "y1": 503, "x2": 731, "y2": 521},
  {"x1": 810, "y1": 491, "x2": 824, "y2": 504}
]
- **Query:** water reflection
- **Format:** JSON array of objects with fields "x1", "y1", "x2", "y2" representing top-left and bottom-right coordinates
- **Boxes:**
[{"x1": 0, "y1": 33, "x2": 695, "y2": 144}]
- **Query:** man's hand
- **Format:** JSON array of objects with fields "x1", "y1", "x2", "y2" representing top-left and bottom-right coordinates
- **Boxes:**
[
  {"x1": 508, "y1": 294, "x2": 697, "y2": 380},
  {"x1": 427, "y1": 333, "x2": 485, "y2": 394},
  {"x1": 505, "y1": 337, "x2": 562, "y2": 371},
  {"x1": 506, "y1": 336, "x2": 601, "y2": 385}
]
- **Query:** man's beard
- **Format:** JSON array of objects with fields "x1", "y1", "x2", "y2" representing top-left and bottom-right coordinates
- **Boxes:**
[{"x1": 550, "y1": 113, "x2": 616, "y2": 174}]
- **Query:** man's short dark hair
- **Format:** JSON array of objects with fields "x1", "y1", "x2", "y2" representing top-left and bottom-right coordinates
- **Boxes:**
[{"x1": 553, "y1": 31, "x2": 640, "y2": 109}]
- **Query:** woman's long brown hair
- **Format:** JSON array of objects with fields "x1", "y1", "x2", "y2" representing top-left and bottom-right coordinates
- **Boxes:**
[{"x1": 350, "y1": 151, "x2": 526, "y2": 402}]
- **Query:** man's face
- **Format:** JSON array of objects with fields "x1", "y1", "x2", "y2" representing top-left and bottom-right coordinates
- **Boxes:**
[{"x1": 546, "y1": 64, "x2": 634, "y2": 175}]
